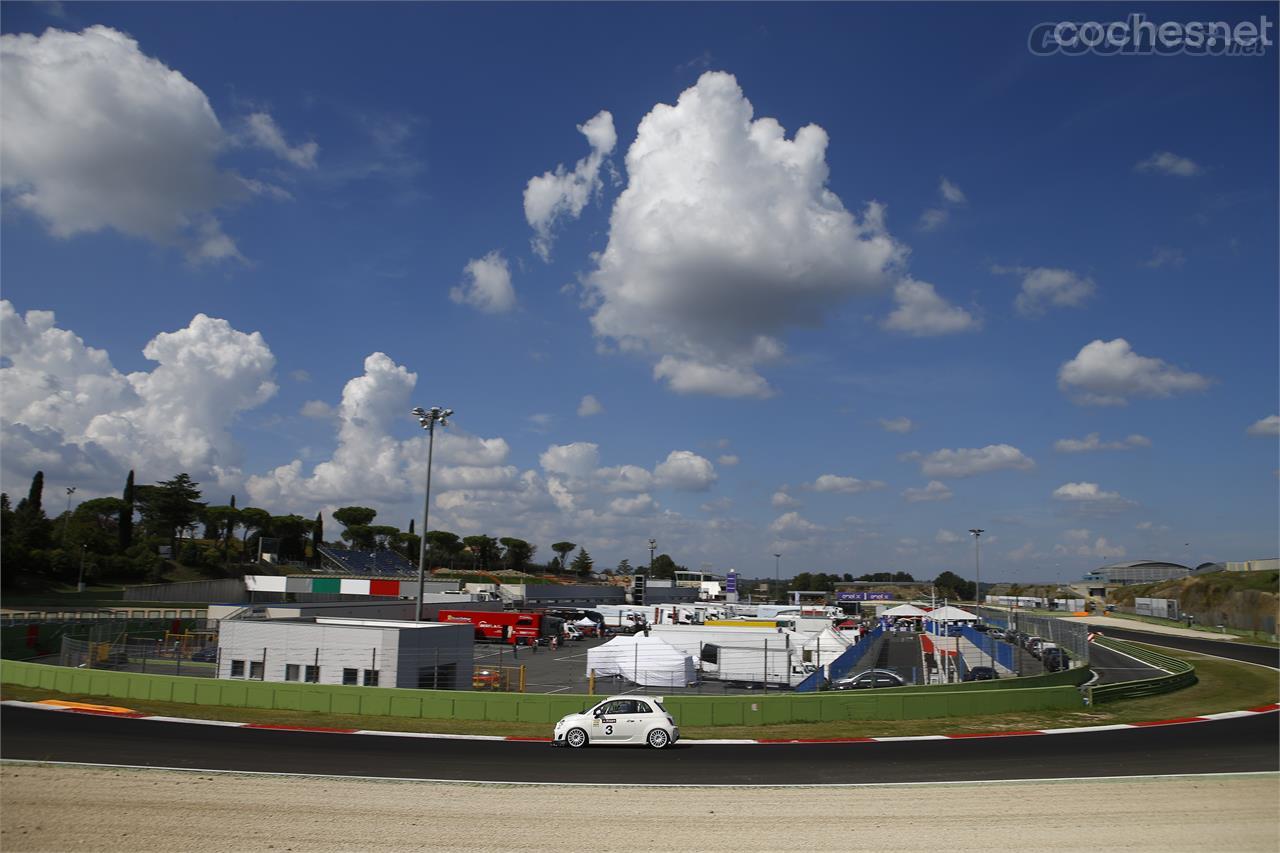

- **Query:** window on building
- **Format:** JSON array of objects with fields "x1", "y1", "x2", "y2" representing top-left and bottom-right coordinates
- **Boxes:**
[
  {"x1": 342, "y1": 668, "x2": 358, "y2": 686},
  {"x1": 363, "y1": 670, "x2": 379, "y2": 687},
  {"x1": 230, "y1": 660, "x2": 245, "y2": 678},
  {"x1": 304, "y1": 665, "x2": 320, "y2": 683},
  {"x1": 285, "y1": 664, "x2": 300, "y2": 682},
  {"x1": 249, "y1": 661, "x2": 264, "y2": 680}
]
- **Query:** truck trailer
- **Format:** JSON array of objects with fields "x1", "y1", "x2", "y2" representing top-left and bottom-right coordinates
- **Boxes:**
[{"x1": 436, "y1": 610, "x2": 564, "y2": 645}]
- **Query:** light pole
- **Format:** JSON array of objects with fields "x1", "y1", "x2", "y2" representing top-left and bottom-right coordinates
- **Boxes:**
[
  {"x1": 647, "y1": 538, "x2": 657, "y2": 579},
  {"x1": 412, "y1": 405, "x2": 453, "y2": 621},
  {"x1": 774, "y1": 553, "x2": 781, "y2": 603},
  {"x1": 62, "y1": 486, "x2": 76, "y2": 546},
  {"x1": 969, "y1": 528, "x2": 986, "y2": 669}
]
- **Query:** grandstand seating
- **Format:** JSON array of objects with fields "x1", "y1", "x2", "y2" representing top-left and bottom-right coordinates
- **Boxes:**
[{"x1": 316, "y1": 546, "x2": 417, "y2": 576}]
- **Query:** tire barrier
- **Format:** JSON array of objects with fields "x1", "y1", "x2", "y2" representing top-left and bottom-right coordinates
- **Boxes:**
[{"x1": 1088, "y1": 637, "x2": 1197, "y2": 704}]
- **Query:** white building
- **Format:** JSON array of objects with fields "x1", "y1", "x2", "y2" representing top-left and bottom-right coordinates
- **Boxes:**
[{"x1": 216, "y1": 617, "x2": 473, "y2": 689}]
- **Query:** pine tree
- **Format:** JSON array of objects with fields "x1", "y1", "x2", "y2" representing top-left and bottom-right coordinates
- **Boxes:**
[{"x1": 570, "y1": 547, "x2": 594, "y2": 576}]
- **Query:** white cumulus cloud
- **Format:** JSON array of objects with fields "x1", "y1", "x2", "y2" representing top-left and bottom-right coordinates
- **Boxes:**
[
  {"x1": 587, "y1": 71, "x2": 905, "y2": 398},
  {"x1": 609, "y1": 493, "x2": 655, "y2": 516},
  {"x1": 241, "y1": 112, "x2": 318, "y2": 169},
  {"x1": 300, "y1": 400, "x2": 334, "y2": 419},
  {"x1": 1058, "y1": 339, "x2": 1211, "y2": 406},
  {"x1": 772, "y1": 490, "x2": 801, "y2": 508},
  {"x1": 539, "y1": 442, "x2": 601, "y2": 479},
  {"x1": 1052, "y1": 481, "x2": 1135, "y2": 511},
  {"x1": 717, "y1": 454, "x2": 740, "y2": 466},
  {"x1": 653, "y1": 450, "x2": 717, "y2": 491},
  {"x1": 451, "y1": 251, "x2": 516, "y2": 314},
  {"x1": 939, "y1": 178, "x2": 967, "y2": 205},
  {"x1": 935, "y1": 529, "x2": 963, "y2": 544},
  {"x1": 904, "y1": 444, "x2": 1035, "y2": 479},
  {"x1": 810, "y1": 474, "x2": 885, "y2": 494},
  {"x1": 0, "y1": 26, "x2": 302, "y2": 263},
  {"x1": 1135, "y1": 151, "x2": 1201, "y2": 177},
  {"x1": 1, "y1": 300, "x2": 276, "y2": 495},
  {"x1": 577, "y1": 395, "x2": 604, "y2": 417},
  {"x1": 879, "y1": 416, "x2": 916, "y2": 434},
  {"x1": 882, "y1": 278, "x2": 979, "y2": 336},
  {"x1": 769, "y1": 511, "x2": 822, "y2": 538},
  {"x1": 903, "y1": 480, "x2": 952, "y2": 502},
  {"x1": 524, "y1": 110, "x2": 616, "y2": 261},
  {"x1": 1054, "y1": 433, "x2": 1151, "y2": 453},
  {"x1": 998, "y1": 266, "x2": 1096, "y2": 316},
  {"x1": 1246, "y1": 415, "x2": 1279, "y2": 437}
]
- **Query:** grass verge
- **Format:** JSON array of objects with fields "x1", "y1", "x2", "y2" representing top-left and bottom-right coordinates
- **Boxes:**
[{"x1": 3, "y1": 646, "x2": 1273, "y2": 741}]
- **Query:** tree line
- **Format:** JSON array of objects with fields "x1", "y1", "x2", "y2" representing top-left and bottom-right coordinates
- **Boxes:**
[{"x1": 0, "y1": 469, "x2": 632, "y2": 593}]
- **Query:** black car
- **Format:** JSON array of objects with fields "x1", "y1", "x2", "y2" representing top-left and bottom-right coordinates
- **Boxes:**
[
  {"x1": 963, "y1": 666, "x2": 999, "y2": 681},
  {"x1": 192, "y1": 646, "x2": 218, "y2": 663}
]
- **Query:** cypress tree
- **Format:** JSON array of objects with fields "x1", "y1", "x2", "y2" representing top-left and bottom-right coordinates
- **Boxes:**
[
  {"x1": 313, "y1": 511, "x2": 324, "y2": 566},
  {"x1": 408, "y1": 518, "x2": 415, "y2": 534},
  {"x1": 27, "y1": 471, "x2": 44, "y2": 516},
  {"x1": 119, "y1": 470, "x2": 135, "y2": 550}
]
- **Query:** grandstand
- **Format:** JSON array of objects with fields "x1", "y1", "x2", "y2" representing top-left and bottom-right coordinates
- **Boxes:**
[{"x1": 316, "y1": 546, "x2": 417, "y2": 576}]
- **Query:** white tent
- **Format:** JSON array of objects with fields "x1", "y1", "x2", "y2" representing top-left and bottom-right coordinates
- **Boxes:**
[
  {"x1": 586, "y1": 634, "x2": 696, "y2": 688},
  {"x1": 926, "y1": 605, "x2": 977, "y2": 621},
  {"x1": 882, "y1": 604, "x2": 930, "y2": 618},
  {"x1": 574, "y1": 617, "x2": 597, "y2": 627}
]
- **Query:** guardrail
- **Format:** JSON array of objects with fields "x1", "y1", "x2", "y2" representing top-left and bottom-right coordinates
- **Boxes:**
[
  {"x1": 1088, "y1": 637, "x2": 1197, "y2": 704},
  {"x1": 1, "y1": 659, "x2": 1086, "y2": 726}
]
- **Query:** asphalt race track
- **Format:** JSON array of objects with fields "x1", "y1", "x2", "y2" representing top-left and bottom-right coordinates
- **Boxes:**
[
  {"x1": 4, "y1": 706, "x2": 1276, "y2": 785},
  {"x1": 1087, "y1": 624, "x2": 1280, "y2": 669},
  {"x1": 2, "y1": 630, "x2": 1276, "y2": 786}
]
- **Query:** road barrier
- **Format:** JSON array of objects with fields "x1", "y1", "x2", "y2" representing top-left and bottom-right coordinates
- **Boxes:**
[
  {"x1": 2, "y1": 658, "x2": 1088, "y2": 726},
  {"x1": 1088, "y1": 637, "x2": 1197, "y2": 704}
]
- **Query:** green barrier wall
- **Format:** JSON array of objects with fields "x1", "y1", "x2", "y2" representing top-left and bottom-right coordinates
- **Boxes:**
[
  {"x1": 1, "y1": 660, "x2": 1085, "y2": 726},
  {"x1": 1088, "y1": 638, "x2": 1197, "y2": 704}
]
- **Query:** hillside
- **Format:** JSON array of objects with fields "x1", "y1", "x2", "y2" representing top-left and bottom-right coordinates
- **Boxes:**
[{"x1": 1109, "y1": 570, "x2": 1278, "y2": 634}]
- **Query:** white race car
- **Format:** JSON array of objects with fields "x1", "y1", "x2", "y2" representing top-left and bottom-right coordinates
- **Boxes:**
[{"x1": 552, "y1": 695, "x2": 679, "y2": 749}]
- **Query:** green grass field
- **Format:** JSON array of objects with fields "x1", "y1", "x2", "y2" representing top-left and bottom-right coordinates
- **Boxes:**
[{"x1": 3, "y1": 645, "x2": 1274, "y2": 740}]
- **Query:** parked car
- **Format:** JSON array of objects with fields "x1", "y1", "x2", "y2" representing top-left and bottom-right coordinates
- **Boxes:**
[
  {"x1": 831, "y1": 669, "x2": 906, "y2": 690},
  {"x1": 1041, "y1": 647, "x2": 1069, "y2": 671},
  {"x1": 192, "y1": 646, "x2": 217, "y2": 663},
  {"x1": 552, "y1": 695, "x2": 678, "y2": 749},
  {"x1": 963, "y1": 666, "x2": 999, "y2": 681}
]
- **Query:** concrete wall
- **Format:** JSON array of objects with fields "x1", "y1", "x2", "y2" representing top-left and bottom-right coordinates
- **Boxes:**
[
  {"x1": 506, "y1": 584, "x2": 626, "y2": 606},
  {"x1": 1226, "y1": 558, "x2": 1279, "y2": 573},
  {"x1": 124, "y1": 579, "x2": 247, "y2": 603},
  {"x1": 217, "y1": 619, "x2": 473, "y2": 689}
]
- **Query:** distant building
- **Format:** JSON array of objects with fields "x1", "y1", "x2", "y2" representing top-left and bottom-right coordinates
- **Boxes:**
[
  {"x1": 1225, "y1": 558, "x2": 1279, "y2": 573},
  {"x1": 1078, "y1": 560, "x2": 1190, "y2": 597}
]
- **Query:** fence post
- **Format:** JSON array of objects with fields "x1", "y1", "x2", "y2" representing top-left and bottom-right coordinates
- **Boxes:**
[{"x1": 763, "y1": 639, "x2": 768, "y2": 693}]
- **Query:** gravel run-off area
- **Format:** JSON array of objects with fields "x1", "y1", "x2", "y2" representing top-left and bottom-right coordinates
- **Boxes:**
[{"x1": 2, "y1": 764, "x2": 1277, "y2": 852}]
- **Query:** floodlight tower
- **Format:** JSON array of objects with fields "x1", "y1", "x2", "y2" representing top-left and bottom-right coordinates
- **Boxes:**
[{"x1": 412, "y1": 406, "x2": 453, "y2": 621}]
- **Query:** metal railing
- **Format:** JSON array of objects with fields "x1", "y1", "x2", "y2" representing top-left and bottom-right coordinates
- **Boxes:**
[{"x1": 1087, "y1": 637, "x2": 1197, "y2": 704}]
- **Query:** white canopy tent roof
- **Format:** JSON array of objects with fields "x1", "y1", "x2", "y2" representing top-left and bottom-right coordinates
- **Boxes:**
[
  {"x1": 882, "y1": 604, "x2": 930, "y2": 618},
  {"x1": 926, "y1": 605, "x2": 978, "y2": 621},
  {"x1": 585, "y1": 634, "x2": 696, "y2": 688}
]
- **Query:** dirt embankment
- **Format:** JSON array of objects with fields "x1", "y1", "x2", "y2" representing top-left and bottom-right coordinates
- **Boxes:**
[{"x1": 2, "y1": 764, "x2": 1278, "y2": 852}]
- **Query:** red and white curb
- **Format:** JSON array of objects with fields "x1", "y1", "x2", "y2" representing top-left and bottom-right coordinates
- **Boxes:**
[{"x1": 5, "y1": 699, "x2": 1277, "y2": 745}]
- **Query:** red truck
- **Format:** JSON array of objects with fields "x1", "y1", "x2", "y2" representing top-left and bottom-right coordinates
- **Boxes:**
[{"x1": 437, "y1": 610, "x2": 564, "y2": 645}]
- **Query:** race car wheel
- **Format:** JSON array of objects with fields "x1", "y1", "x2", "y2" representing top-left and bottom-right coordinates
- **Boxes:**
[
  {"x1": 647, "y1": 728, "x2": 670, "y2": 749},
  {"x1": 565, "y1": 727, "x2": 589, "y2": 748}
]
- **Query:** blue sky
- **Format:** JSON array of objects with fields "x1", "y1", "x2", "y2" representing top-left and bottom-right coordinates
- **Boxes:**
[{"x1": 2, "y1": 2, "x2": 1276, "y2": 583}]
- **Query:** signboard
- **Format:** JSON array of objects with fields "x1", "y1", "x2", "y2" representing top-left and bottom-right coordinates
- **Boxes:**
[
  {"x1": 725, "y1": 571, "x2": 737, "y2": 594},
  {"x1": 836, "y1": 591, "x2": 894, "y2": 601}
]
